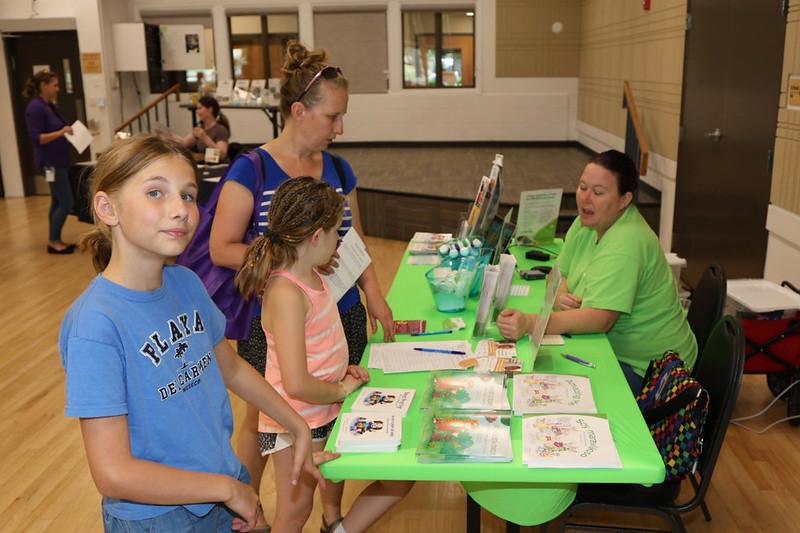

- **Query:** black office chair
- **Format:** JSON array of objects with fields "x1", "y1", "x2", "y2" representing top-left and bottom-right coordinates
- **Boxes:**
[
  {"x1": 555, "y1": 316, "x2": 745, "y2": 533},
  {"x1": 227, "y1": 141, "x2": 244, "y2": 161},
  {"x1": 686, "y1": 263, "x2": 727, "y2": 358}
]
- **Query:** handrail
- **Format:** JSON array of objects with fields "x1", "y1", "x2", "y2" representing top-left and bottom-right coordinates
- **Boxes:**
[
  {"x1": 115, "y1": 83, "x2": 181, "y2": 133},
  {"x1": 622, "y1": 80, "x2": 649, "y2": 176}
]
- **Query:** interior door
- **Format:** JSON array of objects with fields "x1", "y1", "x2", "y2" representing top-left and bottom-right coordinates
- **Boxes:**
[
  {"x1": 673, "y1": 0, "x2": 786, "y2": 286},
  {"x1": 4, "y1": 30, "x2": 87, "y2": 195}
]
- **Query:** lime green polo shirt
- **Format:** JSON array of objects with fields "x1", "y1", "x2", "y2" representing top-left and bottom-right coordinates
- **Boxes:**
[{"x1": 558, "y1": 206, "x2": 697, "y2": 376}]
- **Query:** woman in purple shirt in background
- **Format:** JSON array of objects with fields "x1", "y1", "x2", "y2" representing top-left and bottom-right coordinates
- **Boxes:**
[{"x1": 23, "y1": 70, "x2": 75, "y2": 254}]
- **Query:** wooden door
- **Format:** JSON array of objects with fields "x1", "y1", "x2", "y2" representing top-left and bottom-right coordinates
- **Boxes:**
[
  {"x1": 4, "y1": 30, "x2": 87, "y2": 195},
  {"x1": 673, "y1": 0, "x2": 786, "y2": 286}
]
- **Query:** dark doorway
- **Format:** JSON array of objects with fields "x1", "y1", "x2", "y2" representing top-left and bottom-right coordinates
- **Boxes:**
[
  {"x1": 673, "y1": 0, "x2": 786, "y2": 287},
  {"x1": 4, "y1": 30, "x2": 88, "y2": 195}
]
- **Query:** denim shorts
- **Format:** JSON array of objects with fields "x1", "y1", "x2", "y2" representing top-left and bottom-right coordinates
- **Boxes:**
[{"x1": 102, "y1": 503, "x2": 237, "y2": 533}]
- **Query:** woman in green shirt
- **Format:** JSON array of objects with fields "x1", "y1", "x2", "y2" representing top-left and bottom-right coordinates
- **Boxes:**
[{"x1": 498, "y1": 150, "x2": 696, "y2": 393}]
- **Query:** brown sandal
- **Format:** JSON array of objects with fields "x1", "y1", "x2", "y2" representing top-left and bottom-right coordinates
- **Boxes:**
[{"x1": 321, "y1": 515, "x2": 344, "y2": 533}]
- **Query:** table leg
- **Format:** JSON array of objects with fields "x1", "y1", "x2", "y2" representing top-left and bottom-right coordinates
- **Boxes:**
[
  {"x1": 466, "y1": 493, "x2": 481, "y2": 533},
  {"x1": 263, "y1": 107, "x2": 279, "y2": 139}
]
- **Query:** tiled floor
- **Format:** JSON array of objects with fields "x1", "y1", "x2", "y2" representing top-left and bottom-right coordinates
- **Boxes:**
[{"x1": 329, "y1": 143, "x2": 594, "y2": 203}]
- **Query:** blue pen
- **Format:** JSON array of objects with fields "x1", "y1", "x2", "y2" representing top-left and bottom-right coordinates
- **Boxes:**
[
  {"x1": 410, "y1": 329, "x2": 454, "y2": 336},
  {"x1": 561, "y1": 353, "x2": 596, "y2": 368},
  {"x1": 562, "y1": 333, "x2": 572, "y2": 339},
  {"x1": 414, "y1": 347, "x2": 467, "y2": 355}
]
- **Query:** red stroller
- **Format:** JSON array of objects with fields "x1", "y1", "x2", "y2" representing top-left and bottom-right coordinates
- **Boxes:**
[{"x1": 727, "y1": 280, "x2": 800, "y2": 425}]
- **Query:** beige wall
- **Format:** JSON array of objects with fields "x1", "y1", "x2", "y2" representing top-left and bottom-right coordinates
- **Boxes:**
[
  {"x1": 578, "y1": 0, "x2": 687, "y2": 161},
  {"x1": 765, "y1": 7, "x2": 800, "y2": 285},
  {"x1": 496, "y1": 0, "x2": 581, "y2": 77},
  {"x1": 772, "y1": 9, "x2": 800, "y2": 214}
]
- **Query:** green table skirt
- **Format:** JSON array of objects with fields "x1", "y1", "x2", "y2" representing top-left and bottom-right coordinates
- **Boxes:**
[{"x1": 462, "y1": 481, "x2": 577, "y2": 526}]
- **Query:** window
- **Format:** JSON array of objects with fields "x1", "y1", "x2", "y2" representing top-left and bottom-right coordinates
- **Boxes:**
[
  {"x1": 402, "y1": 10, "x2": 475, "y2": 88},
  {"x1": 229, "y1": 14, "x2": 299, "y2": 81}
]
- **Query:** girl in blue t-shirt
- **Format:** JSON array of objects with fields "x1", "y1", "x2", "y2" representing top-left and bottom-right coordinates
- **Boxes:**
[{"x1": 60, "y1": 135, "x2": 327, "y2": 533}]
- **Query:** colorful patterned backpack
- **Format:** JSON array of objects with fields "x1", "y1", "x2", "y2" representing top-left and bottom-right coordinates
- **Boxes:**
[{"x1": 636, "y1": 350, "x2": 710, "y2": 481}]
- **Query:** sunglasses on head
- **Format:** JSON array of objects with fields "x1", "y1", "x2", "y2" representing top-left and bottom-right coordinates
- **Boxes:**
[{"x1": 295, "y1": 66, "x2": 342, "y2": 104}]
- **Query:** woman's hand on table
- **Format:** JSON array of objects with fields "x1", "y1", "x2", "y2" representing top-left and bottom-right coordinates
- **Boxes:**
[
  {"x1": 556, "y1": 292, "x2": 582, "y2": 311},
  {"x1": 497, "y1": 308, "x2": 536, "y2": 341},
  {"x1": 365, "y1": 292, "x2": 395, "y2": 342}
]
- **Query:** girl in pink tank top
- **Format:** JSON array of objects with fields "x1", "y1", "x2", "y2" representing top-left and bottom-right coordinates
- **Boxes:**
[{"x1": 237, "y1": 177, "x2": 411, "y2": 533}]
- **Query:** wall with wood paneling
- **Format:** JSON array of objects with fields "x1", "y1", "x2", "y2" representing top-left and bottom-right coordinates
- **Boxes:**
[{"x1": 765, "y1": 6, "x2": 800, "y2": 285}]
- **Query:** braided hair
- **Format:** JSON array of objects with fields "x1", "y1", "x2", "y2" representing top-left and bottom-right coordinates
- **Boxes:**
[{"x1": 236, "y1": 176, "x2": 345, "y2": 299}]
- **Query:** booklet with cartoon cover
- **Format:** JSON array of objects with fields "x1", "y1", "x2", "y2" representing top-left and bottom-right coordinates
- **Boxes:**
[
  {"x1": 512, "y1": 374, "x2": 597, "y2": 415},
  {"x1": 416, "y1": 409, "x2": 513, "y2": 463},
  {"x1": 522, "y1": 414, "x2": 621, "y2": 469},
  {"x1": 420, "y1": 370, "x2": 510, "y2": 411},
  {"x1": 335, "y1": 413, "x2": 402, "y2": 453},
  {"x1": 350, "y1": 387, "x2": 416, "y2": 417}
]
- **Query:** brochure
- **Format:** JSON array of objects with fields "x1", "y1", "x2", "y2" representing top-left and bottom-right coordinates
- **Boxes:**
[
  {"x1": 326, "y1": 228, "x2": 372, "y2": 302},
  {"x1": 516, "y1": 188, "x2": 563, "y2": 245},
  {"x1": 416, "y1": 409, "x2": 513, "y2": 463},
  {"x1": 350, "y1": 387, "x2": 416, "y2": 417},
  {"x1": 335, "y1": 413, "x2": 401, "y2": 453},
  {"x1": 420, "y1": 370, "x2": 510, "y2": 411},
  {"x1": 522, "y1": 414, "x2": 621, "y2": 469},
  {"x1": 512, "y1": 374, "x2": 597, "y2": 414}
]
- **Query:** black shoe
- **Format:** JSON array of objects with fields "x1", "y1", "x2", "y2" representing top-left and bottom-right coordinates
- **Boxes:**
[{"x1": 47, "y1": 244, "x2": 76, "y2": 254}]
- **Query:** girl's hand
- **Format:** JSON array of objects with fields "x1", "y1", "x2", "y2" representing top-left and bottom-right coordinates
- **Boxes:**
[
  {"x1": 556, "y1": 292, "x2": 582, "y2": 311},
  {"x1": 497, "y1": 309, "x2": 536, "y2": 341},
  {"x1": 225, "y1": 480, "x2": 260, "y2": 532},
  {"x1": 63, "y1": 125, "x2": 74, "y2": 136},
  {"x1": 341, "y1": 374, "x2": 367, "y2": 397},
  {"x1": 291, "y1": 430, "x2": 327, "y2": 491},
  {"x1": 192, "y1": 125, "x2": 205, "y2": 139},
  {"x1": 313, "y1": 450, "x2": 341, "y2": 465},
  {"x1": 346, "y1": 365, "x2": 370, "y2": 382}
]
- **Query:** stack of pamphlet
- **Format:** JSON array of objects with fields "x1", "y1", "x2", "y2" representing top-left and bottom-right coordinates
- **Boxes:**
[
  {"x1": 335, "y1": 412, "x2": 402, "y2": 453},
  {"x1": 512, "y1": 374, "x2": 597, "y2": 415},
  {"x1": 521, "y1": 414, "x2": 621, "y2": 469},
  {"x1": 416, "y1": 409, "x2": 513, "y2": 463},
  {"x1": 420, "y1": 370, "x2": 510, "y2": 411},
  {"x1": 349, "y1": 387, "x2": 416, "y2": 417},
  {"x1": 408, "y1": 232, "x2": 452, "y2": 255}
]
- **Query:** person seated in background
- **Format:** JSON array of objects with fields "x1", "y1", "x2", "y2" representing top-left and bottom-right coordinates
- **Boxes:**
[
  {"x1": 497, "y1": 150, "x2": 697, "y2": 394},
  {"x1": 172, "y1": 96, "x2": 231, "y2": 163}
]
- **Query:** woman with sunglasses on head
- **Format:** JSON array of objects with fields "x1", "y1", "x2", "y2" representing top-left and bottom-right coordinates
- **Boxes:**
[{"x1": 209, "y1": 40, "x2": 405, "y2": 532}]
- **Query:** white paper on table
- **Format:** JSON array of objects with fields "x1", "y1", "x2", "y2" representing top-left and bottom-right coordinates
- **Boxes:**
[
  {"x1": 368, "y1": 340, "x2": 472, "y2": 373},
  {"x1": 510, "y1": 284, "x2": 530, "y2": 297},
  {"x1": 326, "y1": 228, "x2": 371, "y2": 302},
  {"x1": 64, "y1": 120, "x2": 93, "y2": 154},
  {"x1": 407, "y1": 255, "x2": 440, "y2": 266}
]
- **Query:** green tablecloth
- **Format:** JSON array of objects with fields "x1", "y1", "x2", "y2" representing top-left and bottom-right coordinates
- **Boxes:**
[{"x1": 320, "y1": 243, "x2": 664, "y2": 525}]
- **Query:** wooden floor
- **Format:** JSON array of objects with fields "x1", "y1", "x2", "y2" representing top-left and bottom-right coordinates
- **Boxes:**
[{"x1": 2, "y1": 195, "x2": 800, "y2": 531}]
